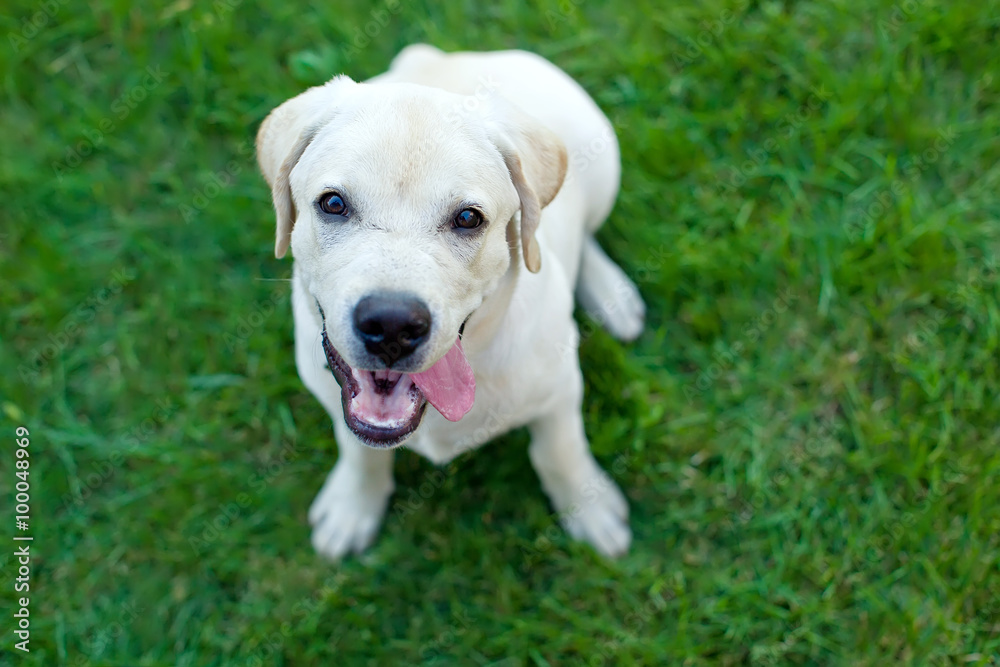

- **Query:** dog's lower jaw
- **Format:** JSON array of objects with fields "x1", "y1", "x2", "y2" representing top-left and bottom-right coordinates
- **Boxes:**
[{"x1": 343, "y1": 404, "x2": 426, "y2": 449}]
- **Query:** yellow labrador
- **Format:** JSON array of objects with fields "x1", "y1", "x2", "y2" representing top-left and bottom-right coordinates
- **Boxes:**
[{"x1": 256, "y1": 45, "x2": 644, "y2": 559}]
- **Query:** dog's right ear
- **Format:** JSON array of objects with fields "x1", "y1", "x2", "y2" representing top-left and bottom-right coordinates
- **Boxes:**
[{"x1": 256, "y1": 75, "x2": 356, "y2": 258}]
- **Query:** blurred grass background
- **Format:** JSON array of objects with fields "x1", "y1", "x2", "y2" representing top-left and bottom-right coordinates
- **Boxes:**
[{"x1": 2, "y1": 0, "x2": 999, "y2": 664}]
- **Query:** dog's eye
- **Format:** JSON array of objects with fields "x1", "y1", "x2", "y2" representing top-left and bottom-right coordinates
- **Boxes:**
[
  {"x1": 318, "y1": 192, "x2": 348, "y2": 216},
  {"x1": 454, "y1": 208, "x2": 483, "y2": 230}
]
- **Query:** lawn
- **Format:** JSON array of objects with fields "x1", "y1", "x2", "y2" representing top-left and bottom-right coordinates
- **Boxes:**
[{"x1": 2, "y1": 0, "x2": 999, "y2": 664}]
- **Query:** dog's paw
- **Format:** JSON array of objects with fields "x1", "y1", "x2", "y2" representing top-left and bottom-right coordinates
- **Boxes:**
[
  {"x1": 552, "y1": 471, "x2": 632, "y2": 558},
  {"x1": 308, "y1": 464, "x2": 393, "y2": 560},
  {"x1": 598, "y1": 274, "x2": 645, "y2": 342},
  {"x1": 577, "y1": 239, "x2": 646, "y2": 342}
]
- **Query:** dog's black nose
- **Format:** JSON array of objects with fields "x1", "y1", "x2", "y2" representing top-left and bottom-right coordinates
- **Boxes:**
[{"x1": 353, "y1": 294, "x2": 431, "y2": 366}]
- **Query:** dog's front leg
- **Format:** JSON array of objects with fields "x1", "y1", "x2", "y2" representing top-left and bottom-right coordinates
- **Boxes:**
[
  {"x1": 527, "y1": 373, "x2": 632, "y2": 558},
  {"x1": 293, "y1": 276, "x2": 395, "y2": 560},
  {"x1": 308, "y1": 422, "x2": 395, "y2": 560}
]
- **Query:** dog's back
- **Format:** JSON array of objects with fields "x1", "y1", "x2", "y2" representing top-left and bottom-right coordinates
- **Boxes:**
[{"x1": 373, "y1": 45, "x2": 621, "y2": 238}]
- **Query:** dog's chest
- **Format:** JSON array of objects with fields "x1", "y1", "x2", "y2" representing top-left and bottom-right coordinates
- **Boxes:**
[{"x1": 404, "y1": 366, "x2": 552, "y2": 465}]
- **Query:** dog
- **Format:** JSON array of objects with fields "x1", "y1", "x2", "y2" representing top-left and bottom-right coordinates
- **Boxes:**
[{"x1": 256, "y1": 44, "x2": 645, "y2": 559}]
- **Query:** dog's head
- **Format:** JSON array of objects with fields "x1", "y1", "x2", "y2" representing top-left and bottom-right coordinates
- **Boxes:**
[{"x1": 257, "y1": 75, "x2": 566, "y2": 447}]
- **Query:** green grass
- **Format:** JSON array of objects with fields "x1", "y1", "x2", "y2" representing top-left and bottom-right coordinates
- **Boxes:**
[{"x1": 2, "y1": 0, "x2": 999, "y2": 664}]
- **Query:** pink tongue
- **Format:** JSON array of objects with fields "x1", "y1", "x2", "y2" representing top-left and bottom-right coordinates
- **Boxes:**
[{"x1": 409, "y1": 339, "x2": 475, "y2": 422}]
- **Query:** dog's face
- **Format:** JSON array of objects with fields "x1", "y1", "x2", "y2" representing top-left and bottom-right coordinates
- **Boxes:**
[
  {"x1": 291, "y1": 89, "x2": 517, "y2": 374},
  {"x1": 257, "y1": 77, "x2": 566, "y2": 447}
]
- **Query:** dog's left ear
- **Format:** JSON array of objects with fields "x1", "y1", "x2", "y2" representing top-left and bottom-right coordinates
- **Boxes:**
[
  {"x1": 486, "y1": 102, "x2": 567, "y2": 273},
  {"x1": 256, "y1": 75, "x2": 357, "y2": 258}
]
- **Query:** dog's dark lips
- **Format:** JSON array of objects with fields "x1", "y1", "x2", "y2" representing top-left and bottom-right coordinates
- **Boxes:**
[{"x1": 319, "y1": 309, "x2": 427, "y2": 448}]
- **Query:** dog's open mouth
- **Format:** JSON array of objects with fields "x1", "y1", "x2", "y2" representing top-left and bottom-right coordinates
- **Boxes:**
[
  {"x1": 319, "y1": 313, "x2": 477, "y2": 448},
  {"x1": 321, "y1": 330, "x2": 426, "y2": 447}
]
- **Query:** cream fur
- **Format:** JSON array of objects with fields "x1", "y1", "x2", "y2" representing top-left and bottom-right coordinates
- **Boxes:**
[{"x1": 257, "y1": 45, "x2": 645, "y2": 559}]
